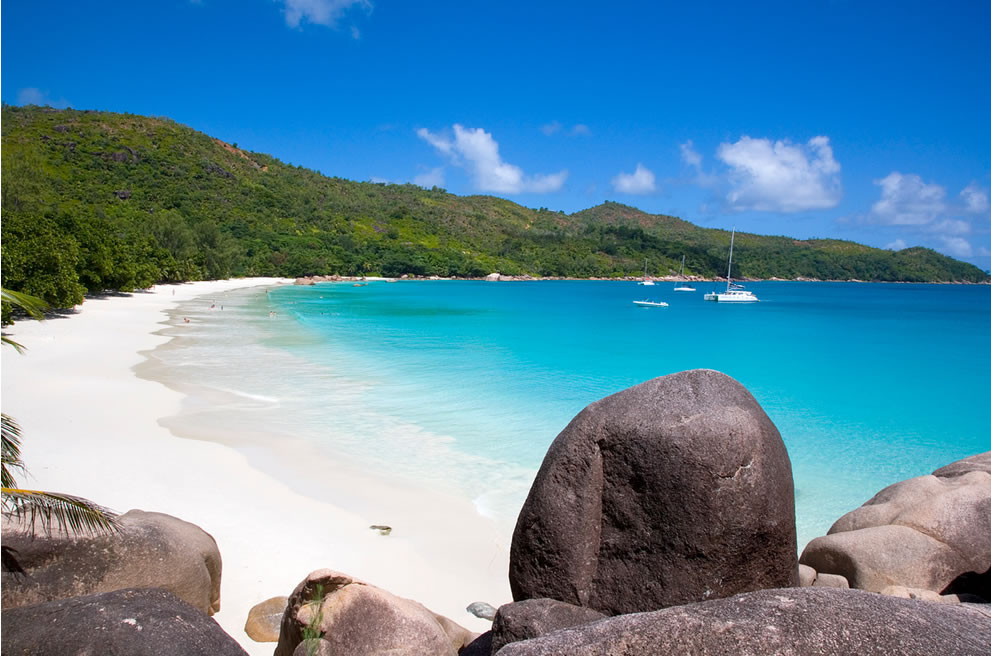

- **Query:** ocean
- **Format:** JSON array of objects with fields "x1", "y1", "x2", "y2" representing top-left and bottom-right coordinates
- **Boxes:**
[{"x1": 146, "y1": 280, "x2": 991, "y2": 550}]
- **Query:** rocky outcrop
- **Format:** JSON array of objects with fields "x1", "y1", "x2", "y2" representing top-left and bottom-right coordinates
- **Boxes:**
[
  {"x1": 0, "y1": 587, "x2": 248, "y2": 656},
  {"x1": 274, "y1": 569, "x2": 476, "y2": 656},
  {"x1": 510, "y1": 369, "x2": 798, "y2": 615},
  {"x1": 491, "y1": 599, "x2": 606, "y2": 653},
  {"x1": 495, "y1": 587, "x2": 991, "y2": 655},
  {"x1": 1, "y1": 509, "x2": 222, "y2": 615},
  {"x1": 800, "y1": 452, "x2": 991, "y2": 600},
  {"x1": 245, "y1": 595, "x2": 289, "y2": 642}
]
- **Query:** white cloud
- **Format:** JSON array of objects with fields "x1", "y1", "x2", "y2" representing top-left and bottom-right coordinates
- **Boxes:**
[
  {"x1": 867, "y1": 173, "x2": 991, "y2": 260},
  {"x1": 680, "y1": 140, "x2": 702, "y2": 169},
  {"x1": 413, "y1": 167, "x2": 445, "y2": 188},
  {"x1": 871, "y1": 172, "x2": 947, "y2": 225},
  {"x1": 17, "y1": 87, "x2": 69, "y2": 108},
  {"x1": 930, "y1": 219, "x2": 971, "y2": 236},
  {"x1": 940, "y1": 236, "x2": 973, "y2": 258},
  {"x1": 541, "y1": 122, "x2": 590, "y2": 137},
  {"x1": 280, "y1": 0, "x2": 371, "y2": 28},
  {"x1": 415, "y1": 127, "x2": 453, "y2": 156},
  {"x1": 961, "y1": 182, "x2": 989, "y2": 213},
  {"x1": 611, "y1": 163, "x2": 656, "y2": 194},
  {"x1": 417, "y1": 124, "x2": 568, "y2": 194},
  {"x1": 886, "y1": 239, "x2": 908, "y2": 250},
  {"x1": 716, "y1": 135, "x2": 842, "y2": 212}
]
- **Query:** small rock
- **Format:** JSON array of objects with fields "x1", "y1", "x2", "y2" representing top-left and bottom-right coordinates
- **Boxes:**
[
  {"x1": 369, "y1": 525, "x2": 392, "y2": 536},
  {"x1": 245, "y1": 596, "x2": 288, "y2": 642},
  {"x1": 813, "y1": 572, "x2": 850, "y2": 589},
  {"x1": 466, "y1": 601, "x2": 498, "y2": 620},
  {"x1": 491, "y1": 599, "x2": 607, "y2": 653}
]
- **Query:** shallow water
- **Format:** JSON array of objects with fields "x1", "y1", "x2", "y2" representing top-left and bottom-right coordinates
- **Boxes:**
[{"x1": 147, "y1": 280, "x2": 991, "y2": 549}]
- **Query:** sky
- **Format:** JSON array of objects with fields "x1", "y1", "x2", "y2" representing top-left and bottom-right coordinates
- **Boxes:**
[{"x1": 3, "y1": 0, "x2": 990, "y2": 269}]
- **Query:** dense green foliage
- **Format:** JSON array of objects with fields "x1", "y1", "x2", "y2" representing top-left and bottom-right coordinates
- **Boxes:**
[{"x1": 2, "y1": 105, "x2": 986, "y2": 319}]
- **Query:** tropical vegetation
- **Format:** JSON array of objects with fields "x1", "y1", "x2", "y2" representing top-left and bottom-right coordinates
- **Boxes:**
[{"x1": 2, "y1": 104, "x2": 987, "y2": 322}]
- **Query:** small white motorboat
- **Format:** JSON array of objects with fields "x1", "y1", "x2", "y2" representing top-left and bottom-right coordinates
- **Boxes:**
[{"x1": 633, "y1": 299, "x2": 669, "y2": 307}]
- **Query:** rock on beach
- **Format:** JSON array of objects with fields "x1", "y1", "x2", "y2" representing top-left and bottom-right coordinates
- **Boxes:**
[{"x1": 510, "y1": 369, "x2": 798, "y2": 615}]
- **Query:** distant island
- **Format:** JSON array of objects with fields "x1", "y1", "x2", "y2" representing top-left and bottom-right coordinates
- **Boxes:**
[{"x1": 2, "y1": 104, "x2": 987, "y2": 321}]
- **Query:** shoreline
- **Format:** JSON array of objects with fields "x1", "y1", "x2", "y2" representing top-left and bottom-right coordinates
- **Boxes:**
[
  {"x1": 1, "y1": 278, "x2": 510, "y2": 655},
  {"x1": 294, "y1": 274, "x2": 991, "y2": 285}
]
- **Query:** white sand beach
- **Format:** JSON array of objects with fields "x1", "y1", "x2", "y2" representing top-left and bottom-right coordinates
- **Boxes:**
[{"x1": 1, "y1": 279, "x2": 511, "y2": 654}]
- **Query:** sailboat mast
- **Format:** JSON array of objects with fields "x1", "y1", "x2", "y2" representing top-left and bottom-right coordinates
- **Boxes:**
[{"x1": 726, "y1": 229, "x2": 735, "y2": 291}]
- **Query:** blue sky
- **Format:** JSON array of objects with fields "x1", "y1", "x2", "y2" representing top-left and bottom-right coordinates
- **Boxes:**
[{"x1": 3, "y1": 1, "x2": 989, "y2": 268}]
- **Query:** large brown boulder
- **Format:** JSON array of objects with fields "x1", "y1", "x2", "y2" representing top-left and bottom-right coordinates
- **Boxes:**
[
  {"x1": 800, "y1": 452, "x2": 991, "y2": 599},
  {"x1": 0, "y1": 587, "x2": 248, "y2": 656},
  {"x1": 510, "y1": 369, "x2": 798, "y2": 615},
  {"x1": 2, "y1": 509, "x2": 222, "y2": 615},
  {"x1": 274, "y1": 569, "x2": 476, "y2": 656},
  {"x1": 495, "y1": 587, "x2": 991, "y2": 655}
]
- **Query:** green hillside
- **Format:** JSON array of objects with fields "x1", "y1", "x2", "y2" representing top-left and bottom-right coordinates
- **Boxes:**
[{"x1": 2, "y1": 105, "x2": 986, "y2": 319}]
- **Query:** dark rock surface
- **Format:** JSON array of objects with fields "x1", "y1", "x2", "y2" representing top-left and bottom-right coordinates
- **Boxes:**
[
  {"x1": 459, "y1": 631, "x2": 493, "y2": 656},
  {"x1": 0, "y1": 587, "x2": 248, "y2": 656},
  {"x1": 275, "y1": 569, "x2": 473, "y2": 656},
  {"x1": 491, "y1": 598, "x2": 606, "y2": 653},
  {"x1": 2, "y1": 509, "x2": 223, "y2": 615},
  {"x1": 510, "y1": 369, "x2": 798, "y2": 615},
  {"x1": 496, "y1": 587, "x2": 991, "y2": 656},
  {"x1": 801, "y1": 451, "x2": 991, "y2": 599}
]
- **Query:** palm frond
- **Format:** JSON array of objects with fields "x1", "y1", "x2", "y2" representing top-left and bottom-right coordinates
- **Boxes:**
[
  {"x1": 2, "y1": 335, "x2": 29, "y2": 354},
  {"x1": 2, "y1": 487, "x2": 123, "y2": 536},
  {"x1": 1, "y1": 414, "x2": 26, "y2": 489},
  {"x1": 1, "y1": 288, "x2": 49, "y2": 319}
]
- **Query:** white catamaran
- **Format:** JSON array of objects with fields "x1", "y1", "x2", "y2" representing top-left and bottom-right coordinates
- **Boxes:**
[{"x1": 703, "y1": 230, "x2": 759, "y2": 302}]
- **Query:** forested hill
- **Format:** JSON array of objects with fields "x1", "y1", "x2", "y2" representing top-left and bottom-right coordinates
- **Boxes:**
[{"x1": 2, "y1": 105, "x2": 987, "y2": 317}]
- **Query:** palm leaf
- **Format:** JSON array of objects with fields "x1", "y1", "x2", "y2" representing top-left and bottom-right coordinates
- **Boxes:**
[
  {"x1": 1, "y1": 414, "x2": 26, "y2": 489},
  {"x1": 1, "y1": 487, "x2": 123, "y2": 536},
  {"x1": 2, "y1": 287, "x2": 49, "y2": 353},
  {"x1": 1, "y1": 288, "x2": 48, "y2": 319}
]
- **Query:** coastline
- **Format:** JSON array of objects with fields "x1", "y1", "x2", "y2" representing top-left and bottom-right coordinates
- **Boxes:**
[{"x1": 1, "y1": 278, "x2": 510, "y2": 655}]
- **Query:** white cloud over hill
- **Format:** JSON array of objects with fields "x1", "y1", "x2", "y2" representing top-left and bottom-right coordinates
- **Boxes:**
[
  {"x1": 717, "y1": 136, "x2": 842, "y2": 212},
  {"x1": 417, "y1": 125, "x2": 568, "y2": 194}
]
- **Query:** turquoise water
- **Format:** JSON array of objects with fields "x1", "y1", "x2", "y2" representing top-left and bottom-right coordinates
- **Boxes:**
[{"x1": 159, "y1": 280, "x2": 990, "y2": 549}]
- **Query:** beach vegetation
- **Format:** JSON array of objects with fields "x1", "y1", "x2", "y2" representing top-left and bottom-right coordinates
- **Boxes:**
[{"x1": 2, "y1": 105, "x2": 987, "y2": 319}]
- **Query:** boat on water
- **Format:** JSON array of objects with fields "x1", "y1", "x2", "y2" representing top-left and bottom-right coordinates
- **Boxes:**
[
  {"x1": 673, "y1": 255, "x2": 696, "y2": 292},
  {"x1": 703, "y1": 229, "x2": 759, "y2": 302},
  {"x1": 633, "y1": 299, "x2": 669, "y2": 307},
  {"x1": 638, "y1": 258, "x2": 655, "y2": 285}
]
